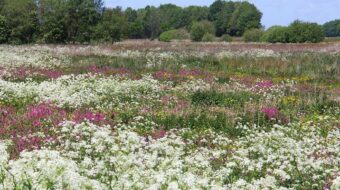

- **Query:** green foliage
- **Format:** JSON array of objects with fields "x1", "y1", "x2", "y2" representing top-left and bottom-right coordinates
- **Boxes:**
[
  {"x1": 323, "y1": 19, "x2": 340, "y2": 37},
  {"x1": 243, "y1": 28, "x2": 264, "y2": 42},
  {"x1": 288, "y1": 20, "x2": 324, "y2": 43},
  {"x1": 192, "y1": 91, "x2": 225, "y2": 106},
  {"x1": 220, "y1": 34, "x2": 232, "y2": 42},
  {"x1": 192, "y1": 91, "x2": 259, "y2": 108},
  {"x1": 261, "y1": 26, "x2": 291, "y2": 43},
  {"x1": 39, "y1": 0, "x2": 67, "y2": 43},
  {"x1": 263, "y1": 21, "x2": 324, "y2": 43},
  {"x1": 228, "y1": 2, "x2": 262, "y2": 36},
  {"x1": 1, "y1": 0, "x2": 38, "y2": 44},
  {"x1": 0, "y1": 15, "x2": 8, "y2": 43},
  {"x1": 190, "y1": 20, "x2": 215, "y2": 41},
  {"x1": 209, "y1": 1, "x2": 262, "y2": 37},
  {"x1": 202, "y1": 33, "x2": 215, "y2": 42},
  {"x1": 159, "y1": 29, "x2": 189, "y2": 42},
  {"x1": 95, "y1": 8, "x2": 128, "y2": 43}
]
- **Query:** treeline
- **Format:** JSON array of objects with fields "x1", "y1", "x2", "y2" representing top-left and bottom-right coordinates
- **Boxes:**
[
  {"x1": 0, "y1": 0, "x2": 262, "y2": 44},
  {"x1": 0, "y1": 0, "x2": 338, "y2": 44}
]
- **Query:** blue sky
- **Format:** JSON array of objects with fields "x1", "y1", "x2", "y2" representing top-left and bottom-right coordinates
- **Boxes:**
[{"x1": 104, "y1": 0, "x2": 340, "y2": 28}]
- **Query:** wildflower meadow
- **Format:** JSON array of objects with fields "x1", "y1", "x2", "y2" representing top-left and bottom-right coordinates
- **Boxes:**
[{"x1": 0, "y1": 43, "x2": 339, "y2": 189}]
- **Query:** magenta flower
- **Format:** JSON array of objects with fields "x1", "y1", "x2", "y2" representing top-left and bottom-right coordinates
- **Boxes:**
[
  {"x1": 256, "y1": 80, "x2": 273, "y2": 88},
  {"x1": 261, "y1": 107, "x2": 279, "y2": 119}
]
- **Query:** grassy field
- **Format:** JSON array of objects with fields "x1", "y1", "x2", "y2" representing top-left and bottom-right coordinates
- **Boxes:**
[{"x1": 0, "y1": 42, "x2": 339, "y2": 189}]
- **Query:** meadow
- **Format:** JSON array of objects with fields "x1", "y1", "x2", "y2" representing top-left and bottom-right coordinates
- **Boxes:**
[{"x1": 0, "y1": 42, "x2": 339, "y2": 189}]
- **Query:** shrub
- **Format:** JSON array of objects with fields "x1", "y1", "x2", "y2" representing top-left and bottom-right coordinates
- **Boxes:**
[
  {"x1": 0, "y1": 15, "x2": 9, "y2": 43},
  {"x1": 220, "y1": 34, "x2": 232, "y2": 42},
  {"x1": 202, "y1": 33, "x2": 215, "y2": 42},
  {"x1": 323, "y1": 19, "x2": 340, "y2": 37},
  {"x1": 243, "y1": 28, "x2": 264, "y2": 42},
  {"x1": 261, "y1": 26, "x2": 291, "y2": 43},
  {"x1": 192, "y1": 91, "x2": 225, "y2": 106},
  {"x1": 159, "y1": 29, "x2": 190, "y2": 42},
  {"x1": 288, "y1": 20, "x2": 324, "y2": 43},
  {"x1": 190, "y1": 20, "x2": 215, "y2": 41}
]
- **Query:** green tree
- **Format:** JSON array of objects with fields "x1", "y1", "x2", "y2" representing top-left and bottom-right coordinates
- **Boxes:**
[
  {"x1": 209, "y1": 1, "x2": 236, "y2": 36},
  {"x1": 37, "y1": 0, "x2": 67, "y2": 43},
  {"x1": 0, "y1": 15, "x2": 8, "y2": 43},
  {"x1": 96, "y1": 8, "x2": 128, "y2": 43},
  {"x1": 64, "y1": 0, "x2": 103, "y2": 43},
  {"x1": 182, "y1": 6, "x2": 209, "y2": 27},
  {"x1": 229, "y1": 2, "x2": 262, "y2": 36},
  {"x1": 323, "y1": 19, "x2": 340, "y2": 37},
  {"x1": 190, "y1": 20, "x2": 215, "y2": 41},
  {"x1": 142, "y1": 6, "x2": 162, "y2": 39},
  {"x1": 2, "y1": 0, "x2": 39, "y2": 44}
]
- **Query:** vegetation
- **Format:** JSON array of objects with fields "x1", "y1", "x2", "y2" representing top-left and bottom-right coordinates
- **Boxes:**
[
  {"x1": 243, "y1": 28, "x2": 264, "y2": 42},
  {"x1": 219, "y1": 34, "x2": 233, "y2": 42},
  {"x1": 201, "y1": 33, "x2": 215, "y2": 42},
  {"x1": 262, "y1": 21, "x2": 324, "y2": 43},
  {"x1": 159, "y1": 29, "x2": 190, "y2": 42},
  {"x1": 190, "y1": 20, "x2": 215, "y2": 41},
  {"x1": 323, "y1": 19, "x2": 340, "y2": 37},
  {"x1": 0, "y1": 44, "x2": 338, "y2": 189}
]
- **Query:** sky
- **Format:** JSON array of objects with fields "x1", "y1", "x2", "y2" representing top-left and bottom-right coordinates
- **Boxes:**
[{"x1": 104, "y1": 0, "x2": 340, "y2": 28}]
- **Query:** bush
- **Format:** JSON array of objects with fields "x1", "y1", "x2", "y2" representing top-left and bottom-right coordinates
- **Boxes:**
[
  {"x1": 220, "y1": 34, "x2": 232, "y2": 42},
  {"x1": 323, "y1": 19, "x2": 340, "y2": 37},
  {"x1": 261, "y1": 26, "x2": 291, "y2": 43},
  {"x1": 289, "y1": 20, "x2": 324, "y2": 43},
  {"x1": 0, "y1": 15, "x2": 9, "y2": 43},
  {"x1": 243, "y1": 28, "x2": 264, "y2": 42},
  {"x1": 202, "y1": 33, "x2": 215, "y2": 42},
  {"x1": 262, "y1": 21, "x2": 324, "y2": 43},
  {"x1": 190, "y1": 20, "x2": 215, "y2": 42},
  {"x1": 159, "y1": 29, "x2": 190, "y2": 42}
]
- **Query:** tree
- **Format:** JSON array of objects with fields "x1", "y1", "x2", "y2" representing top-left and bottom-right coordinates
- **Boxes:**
[
  {"x1": 96, "y1": 8, "x2": 128, "y2": 43},
  {"x1": 209, "y1": 1, "x2": 236, "y2": 36},
  {"x1": 1, "y1": 0, "x2": 39, "y2": 44},
  {"x1": 289, "y1": 20, "x2": 324, "y2": 43},
  {"x1": 142, "y1": 6, "x2": 162, "y2": 39},
  {"x1": 323, "y1": 19, "x2": 340, "y2": 37},
  {"x1": 182, "y1": 6, "x2": 209, "y2": 27},
  {"x1": 229, "y1": 2, "x2": 262, "y2": 36},
  {"x1": 158, "y1": 4, "x2": 184, "y2": 30},
  {"x1": 37, "y1": 0, "x2": 68, "y2": 43},
  {"x1": 0, "y1": 15, "x2": 8, "y2": 43},
  {"x1": 190, "y1": 20, "x2": 215, "y2": 41},
  {"x1": 64, "y1": 0, "x2": 103, "y2": 43}
]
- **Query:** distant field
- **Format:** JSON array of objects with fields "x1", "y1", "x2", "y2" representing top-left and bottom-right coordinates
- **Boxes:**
[{"x1": 0, "y1": 43, "x2": 339, "y2": 189}]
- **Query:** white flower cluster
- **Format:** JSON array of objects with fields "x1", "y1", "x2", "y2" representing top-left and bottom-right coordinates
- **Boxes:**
[
  {"x1": 0, "y1": 45, "x2": 70, "y2": 69},
  {"x1": 1, "y1": 116, "x2": 338, "y2": 189},
  {"x1": 0, "y1": 74, "x2": 163, "y2": 109}
]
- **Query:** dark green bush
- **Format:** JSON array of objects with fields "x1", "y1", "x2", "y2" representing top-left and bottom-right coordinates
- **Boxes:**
[
  {"x1": 289, "y1": 20, "x2": 324, "y2": 43},
  {"x1": 262, "y1": 21, "x2": 324, "y2": 43},
  {"x1": 190, "y1": 20, "x2": 215, "y2": 41},
  {"x1": 192, "y1": 91, "x2": 225, "y2": 106},
  {"x1": 0, "y1": 15, "x2": 9, "y2": 43},
  {"x1": 243, "y1": 28, "x2": 264, "y2": 42},
  {"x1": 159, "y1": 29, "x2": 190, "y2": 42}
]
